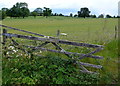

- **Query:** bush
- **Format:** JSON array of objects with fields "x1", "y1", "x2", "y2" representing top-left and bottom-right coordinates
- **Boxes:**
[{"x1": 2, "y1": 53, "x2": 99, "y2": 84}]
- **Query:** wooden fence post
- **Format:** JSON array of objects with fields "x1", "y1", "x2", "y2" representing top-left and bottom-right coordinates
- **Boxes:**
[
  {"x1": 57, "y1": 30, "x2": 60, "y2": 37},
  {"x1": 3, "y1": 29, "x2": 7, "y2": 45},
  {"x1": 115, "y1": 26, "x2": 117, "y2": 39}
]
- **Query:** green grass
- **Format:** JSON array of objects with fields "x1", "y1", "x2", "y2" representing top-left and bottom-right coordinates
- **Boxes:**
[
  {"x1": 2, "y1": 16, "x2": 118, "y2": 42},
  {"x1": 1, "y1": 16, "x2": 119, "y2": 84}
]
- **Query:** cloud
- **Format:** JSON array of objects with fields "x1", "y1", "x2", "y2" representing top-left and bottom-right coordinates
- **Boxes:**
[{"x1": 0, "y1": 0, "x2": 119, "y2": 16}]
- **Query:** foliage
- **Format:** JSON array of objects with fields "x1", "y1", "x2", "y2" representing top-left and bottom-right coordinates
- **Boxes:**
[
  {"x1": 98, "y1": 14, "x2": 104, "y2": 18},
  {"x1": 2, "y1": 52, "x2": 99, "y2": 84},
  {"x1": 43, "y1": 7, "x2": 52, "y2": 18},
  {"x1": 31, "y1": 12, "x2": 38, "y2": 18},
  {"x1": 70, "y1": 13, "x2": 73, "y2": 17},
  {"x1": 0, "y1": 10, "x2": 7, "y2": 20},
  {"x1": 8, "y1": 2, "x2": 30, "y2": 18},
  {"x1": 90, "y1": 15, "x2": 96, "y2": 18},
  {"x1": 33, "y1": 8, "x2": 43, "y2": 16},
  {"x1": 106, "y1": 14, "x2": 112, "y2": 18},
  {"x1": 78, "y1": 7, "x2": 91, "y2": 18}
]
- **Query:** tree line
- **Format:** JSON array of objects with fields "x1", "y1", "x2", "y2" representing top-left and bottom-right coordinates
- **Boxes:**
[{"x1": 0, "y1": 2, "x2": 119, "y2": 20}]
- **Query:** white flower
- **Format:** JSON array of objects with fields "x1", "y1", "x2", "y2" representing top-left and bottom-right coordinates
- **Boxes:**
[
  {"x1": 8, "y1": 46, "x2": 14, "y2": 49},
  {"x1": 40, "y1": 51, "x2": 42, "y2": 53},
  {"x1": 6, "y1": 52, "x2": 9, "y2": 54},
  {"x1": 13, "y1": 50, "x2": 17, "y2": 53}
]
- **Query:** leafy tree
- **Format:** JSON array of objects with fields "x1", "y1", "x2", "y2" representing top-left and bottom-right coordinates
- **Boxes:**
[
  {"x1": 31, "y1": 12, "x2": 37, "y2": 18},
  {"x1": 53, "y1": 13, "x2": 58, "y2": 16},
  {"x1": 74, "y1": 14, "x2": 78, "y2": 17},
  {"x1": 59, "y1": 13, "x2": 64, "y2": 16},
  {"x1": 43, "y1": 7, "x2": 52, "y2": 18},
  {"x1": 106, "y1": 14, "x2": 112, "y2": 18},
  {"x1": 2, "y1": 8, "x2": 9, "y2": 16},
  {"x1": 34, "y1": 8, "x2": 43, "y2": 16},
  {"x1": 78, "y1": 7, "x2": 91, "y2": 18},
  {"x1": 70, "y1": 13, "x2": 73, "y2": 17},
  {"x1": 98, "y1": 14, "x2": 104, "y2": 18},
  {"x1": 21, "y1": 7, "x2": 30, "y2": 18},
  {"x1": 8, "y1": 2, "x2": 30, "y2": 18},
  {"x1": 0, "y1": 10, "x2": 7, "y2": 20},
  {"x1": 90, "y1": 15, "x2": 96, "y2": 18}
]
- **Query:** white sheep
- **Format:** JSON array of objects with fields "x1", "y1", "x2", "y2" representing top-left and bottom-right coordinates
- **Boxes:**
[{"x1": 60, "y1": 33, "x2": 67, "y2": 36}]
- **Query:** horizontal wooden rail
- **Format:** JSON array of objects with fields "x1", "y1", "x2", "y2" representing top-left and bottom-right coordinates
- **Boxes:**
[
  {"x1": 2, "y1": 33, "x2": 58, "y2": 43},
  {"x1": 23, "y1": 45, "x2": 103, "y2": 59},
  {"x1": 2, "y1": 33, "x2": 103, "y2": 48},
  {"x1": 77, "y1": 61, "x2": 102, "y2": 69}
]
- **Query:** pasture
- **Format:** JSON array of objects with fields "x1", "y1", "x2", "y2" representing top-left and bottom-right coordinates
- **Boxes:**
[{"x1": 1, "y1": 16, "x2": 118, "y2": 84}]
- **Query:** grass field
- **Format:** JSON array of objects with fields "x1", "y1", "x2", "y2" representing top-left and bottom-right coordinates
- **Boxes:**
[
  {"x1": 1, "y1": 16, "x2": 119, "y2": 84},
  {"x1": 2, "y1": 16, "x2": 118, "y2": 42}
]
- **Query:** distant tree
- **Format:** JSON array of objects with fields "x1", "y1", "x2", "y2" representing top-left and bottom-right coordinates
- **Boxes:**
[
  {"x1": 116, "y1": 16, "x2": 120, "y2": 18},
  {"x1": 106, "y1": 14, "x2": 112, "y2": 18},
  {"x1": 113, "y1": 16, "x2": 116, "y2": 18},
  {"x1": 43, "y1": 7, "x2": 52, "y2": 18},
  {"x1": 78, "y1": 7, "x2": 91, "y2": 18},
  {"x1": 2, "y1": 8, "x2": 9, "y2": 16},
  {"x1": 53, "y1": 13, "x2": 58, "y2": 16},
  {"x1": 34, "y1": 8, "x2": 43, "y2": 16},
  {"x1": 90, "y1": 15, "x2": 96, "y2": 18},
  {"x1": 74, "y1": 14, "x2": 78, "y2": 17},
  {"x1": 59, "y1": 13, "x2": 64, "y2": 16},
  {"x1": 21, "y1": 7, "x2": 30, "y2": 18},
  {"x1": 31, "y1": 12, "x2": 37, "y2": 18},
  {"x1": 98, "y1": 14, "x2": 104, "y2": 18},
  {"x1": 0, "y1": 10, "x2": 7, "y2": 20},
  {"x1": 8, "y1": 2, "x2": 30, "y2": 18},
  {"x1": 70, "y1": 13, "x2": 73, "y2": 17}
]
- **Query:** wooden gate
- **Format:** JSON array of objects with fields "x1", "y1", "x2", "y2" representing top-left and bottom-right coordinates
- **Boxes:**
[{"x1": 0, "y1": 24, "x2": 104, "y2": 74}]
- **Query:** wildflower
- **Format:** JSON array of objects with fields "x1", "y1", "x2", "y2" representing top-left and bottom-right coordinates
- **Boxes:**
[{"x1": 13, "y1": 50, "x2": 17, "y2": 53}]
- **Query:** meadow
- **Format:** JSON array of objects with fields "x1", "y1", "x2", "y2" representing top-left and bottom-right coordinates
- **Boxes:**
[{"x1": 1, "y1": 16, "x2": 119, "y2": 84}]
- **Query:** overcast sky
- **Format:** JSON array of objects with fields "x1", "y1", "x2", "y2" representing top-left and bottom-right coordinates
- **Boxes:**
[{"x1": 0, "y1": 0, "x2": 119, "y2": 16}]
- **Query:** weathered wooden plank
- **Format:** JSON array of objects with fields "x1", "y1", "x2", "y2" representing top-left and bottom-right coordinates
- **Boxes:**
[
  {"x1": 59, "y1": 40, "x2": 104, "y2": 48},
  {"x1": 2, "y1": 33, "x2": 59, "y2": 43},
  {"x1": 0, "y1": 25, "x2": 45, "y2": 37},
  {"x1": 3, "y1": 33, "x2": 103, "y2": 48},
  {"x1": 51, "y1": 42, "x2": 72, "y2": 58},
  {"x1": 80, "y1": 70, "x2": 98, "y2": 74},
  {"x1": 78, "y1": 48, "x2": 104, "y2": 59},
  {"x1": 0, "y1": 24, "x2": 56, "y2": 39},
  {"x1": 77, "y1": 62, "x2": 102, "y2": 69},
  {"x1": 23, "y1": 45, "x2": 103, "y2": 59},
  {"x1": 32, "y1": 42, "x2": 50, "y2": 51},
  {"x1": 76, "y1": 61, "x2": 99, "y2": 74}
]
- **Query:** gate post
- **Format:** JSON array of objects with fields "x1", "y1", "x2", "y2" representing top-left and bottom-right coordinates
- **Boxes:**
[{"x1": 3, "y1": 29, "x2": 7, "y2": 45}]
